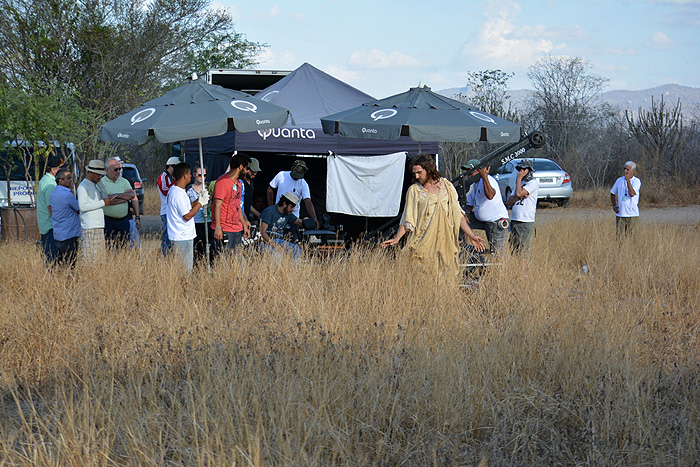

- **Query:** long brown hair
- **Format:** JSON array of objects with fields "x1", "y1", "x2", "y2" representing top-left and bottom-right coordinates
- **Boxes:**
[{"x1": 411, "y1": 154, "x2": 441, "y2": 183}]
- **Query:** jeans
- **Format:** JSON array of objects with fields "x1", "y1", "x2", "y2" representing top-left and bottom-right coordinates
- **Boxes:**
[
  {"x1": 160, "y1": 214, "x2": 171, "y2": 255},
  {"x1": 468, "y1": 212, "x2": 508, "y2": 254},
  {"x1": 261, "y1": 239, "x2": 302, "y2": 259},
  {"x1": 171, "y1": 239, "x2": 194, "y2": 272},
  {"x1": 213, "y1": 229, "x2": 243, "y2": 256},
  {"x1": 40, "y1": 229, "x2": 57, "y2": 263},
  {"x1": 105, "y1": 215, "x2": 130, "y2": 246},
  {"x1": 55, "y1": 236, "x2": 80, "y2": 266}
]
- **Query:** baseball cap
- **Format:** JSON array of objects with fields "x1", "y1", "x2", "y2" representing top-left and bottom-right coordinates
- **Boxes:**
[
  {"x1": 290, "y1": 160, "x2": 308, "y2": 180},
  {"x1": 462, "y1": 159, "x2": 480, "y2": 171},
  {"x1": 249, "y1": 158, "x2": 261, "y2": 173},
  {"x1": 515, "y1": 159, "x2": 535, "y2": 172},
  {"x1": 47, "y1": 156, "x2": 65, "y2": 168},
  {"x1": 166, "y1": 156, "x2": 180, "y2": 166}
]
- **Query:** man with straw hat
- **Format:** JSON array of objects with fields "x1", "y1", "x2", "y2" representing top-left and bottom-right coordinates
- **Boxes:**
[{"x1": 77, "y1": 160, "x2": 117, "y2": 263}]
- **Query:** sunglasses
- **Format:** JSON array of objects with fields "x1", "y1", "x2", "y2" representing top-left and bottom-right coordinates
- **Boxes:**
[
  {"x1": 196, "y1": 173, "x2": 206, "y2": 177},
  {"x1": 113, "y1": 167, "x2": 123, "y2": 171}
]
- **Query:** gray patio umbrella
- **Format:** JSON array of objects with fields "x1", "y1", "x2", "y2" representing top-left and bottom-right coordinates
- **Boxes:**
[
  {"x1": 320, "y1": 84, "x2": 521, "y2": 148},
  {"x1": 101, "y1": 75, "x2": 292, "y2": 269}
]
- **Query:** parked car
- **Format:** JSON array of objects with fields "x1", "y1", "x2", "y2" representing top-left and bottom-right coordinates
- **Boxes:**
[
  {"x1": 493, "y1": 158, "x2": 572, "y2": 207},
  {"x1": 122, "y1": 163, "x2": 146, "y2": 214}
]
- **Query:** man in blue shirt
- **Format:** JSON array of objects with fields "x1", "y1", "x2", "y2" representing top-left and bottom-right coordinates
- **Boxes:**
[{"x1": 49, "y1": 168, "x2": 81, "y2": 265}]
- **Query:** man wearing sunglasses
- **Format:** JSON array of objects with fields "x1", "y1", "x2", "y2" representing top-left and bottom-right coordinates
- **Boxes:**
[
  {"x1": 98, "y1": 156, "x2": 140, "y2": 246},
  {"x1": 49, "y1": 168, "x2": 81, "y2": 265},
  {"x1": 505, "y1": 159, "x2": 539, "y2": 254}
]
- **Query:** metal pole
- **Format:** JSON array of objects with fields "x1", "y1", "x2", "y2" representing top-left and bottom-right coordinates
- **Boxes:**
[{"x1": 199, "y1": 138, "x2": 211, "y2": 272}]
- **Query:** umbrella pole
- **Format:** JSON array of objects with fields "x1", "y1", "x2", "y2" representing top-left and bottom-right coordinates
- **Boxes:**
[
  {"x1": 199, "y1": 138, "x2": 211, "y2": 273},
  {"x1": 418, "y1": 141, "x2": 422, "y2": 154}
]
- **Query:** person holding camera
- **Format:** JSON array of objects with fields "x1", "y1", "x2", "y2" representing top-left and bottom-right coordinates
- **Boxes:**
[
  {"x1": 463, "y1": 159, "x2": 509, "y2": 254},
  {"x1": 505, "y1": 159, "x2": 539, "y2": 254}
]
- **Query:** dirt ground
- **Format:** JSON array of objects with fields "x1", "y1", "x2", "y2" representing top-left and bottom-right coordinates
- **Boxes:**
[{"x1": 536, "y1": 204, "x2": 700, "y2": 226}]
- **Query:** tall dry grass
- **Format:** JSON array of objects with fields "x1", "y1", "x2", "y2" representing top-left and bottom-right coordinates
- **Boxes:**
[{"x1": 0, "y1": 219, "x2": 699, "y2": 465}]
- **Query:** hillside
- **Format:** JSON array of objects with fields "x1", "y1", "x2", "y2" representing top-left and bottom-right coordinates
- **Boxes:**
[{"x1": 439, "y1": 84, "x2": 700, "y2": 118}]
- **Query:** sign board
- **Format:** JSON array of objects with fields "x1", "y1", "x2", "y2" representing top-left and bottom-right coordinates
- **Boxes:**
[{"x1": 0, "y1": 181, "x2": 35, "y2": 207}]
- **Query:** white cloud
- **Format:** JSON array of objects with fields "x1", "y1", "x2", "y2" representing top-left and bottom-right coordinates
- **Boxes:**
[
  {"x1": 289, "y1": 12, "x2": 304, "y2": 20},
  {"x1": 348, "y1": 49, "x2": 426, "y2": 70},
  {"x1": 325, "y1": 66, "x2": 365, "y2": 84},
  {"x1": 646, "y1": 31, "x2": 674, "y2": 49},
  {"x1": 257, "y1": 49, "x2": 299, "y2": 69},
  {"x1": 255, "y1": 6, "x2": 281, "y2": 18},
  {"x1": 606, "y1": 47, "x2": 637, "y2": 56},
  {"x1": 459, "y1": 0, "x2": 567, "y2": 68}
]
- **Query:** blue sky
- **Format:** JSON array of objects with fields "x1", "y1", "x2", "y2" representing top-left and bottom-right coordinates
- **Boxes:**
[{"x1": 213, "y1": 0, "x2": 700, "y2": 98}]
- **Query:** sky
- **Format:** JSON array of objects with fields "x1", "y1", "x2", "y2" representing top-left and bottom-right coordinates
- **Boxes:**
[{"x1": 212, "y1": 0, "x2": 700, "y2": 99}]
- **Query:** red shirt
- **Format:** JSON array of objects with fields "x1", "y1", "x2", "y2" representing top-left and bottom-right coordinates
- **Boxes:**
[
  {"x1": 157, "y1": 172, "x2": 174, "y2": 215},
  {"x1": 211, "y1": 174, "x2": 243, "y2": 232}
]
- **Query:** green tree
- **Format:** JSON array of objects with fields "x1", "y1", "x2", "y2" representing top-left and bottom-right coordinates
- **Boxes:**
[
  {"x1": 0, "y1": 77, "x2": 93, "y2": 204},
  {"x1": 0, "y1": 0, "x2": 264, "y2": 169}
]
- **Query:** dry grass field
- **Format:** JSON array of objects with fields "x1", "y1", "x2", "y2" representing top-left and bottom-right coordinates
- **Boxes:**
[{"x1": 0, "y1": 216, "x2": 699, "y2": 465}]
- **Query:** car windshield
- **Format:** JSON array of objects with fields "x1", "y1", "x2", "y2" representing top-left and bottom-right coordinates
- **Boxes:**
[
  {"x1": 533, "y1": 160, "x2": 562, "y2": 171},
  {"x1": 122, "y1": 167, "x2": 139, "y2": 181}
]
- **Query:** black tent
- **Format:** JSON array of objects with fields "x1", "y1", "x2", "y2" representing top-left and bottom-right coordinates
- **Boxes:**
[{"x1": 182, "y1": 63, "x2": 438, "y2": 237}]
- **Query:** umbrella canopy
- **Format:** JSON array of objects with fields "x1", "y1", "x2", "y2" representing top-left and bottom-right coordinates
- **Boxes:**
[
  {"x1": 101, "y1": 77, "x2": 291, "y2": 145},
  {"x1": 321, "y1": 84, "x2": 521, "y2": 144}
]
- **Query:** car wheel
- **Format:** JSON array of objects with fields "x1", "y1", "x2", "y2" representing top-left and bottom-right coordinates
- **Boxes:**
[
  {"x1": 504, "y1": 187, "x2": 512, "y2": 202},
  {"x1": 557, "y1": 198, "x2": 570, "y2": 208}
]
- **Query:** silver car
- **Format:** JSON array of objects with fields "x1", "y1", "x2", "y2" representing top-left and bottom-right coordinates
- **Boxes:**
[{"x1": 493, "y1": 158, "x2": 572, "y2": 207}]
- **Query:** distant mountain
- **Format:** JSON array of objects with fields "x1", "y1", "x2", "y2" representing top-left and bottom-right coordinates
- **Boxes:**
[{"x1": 438, "y1": 84, "x2": 700, "y2": 118}]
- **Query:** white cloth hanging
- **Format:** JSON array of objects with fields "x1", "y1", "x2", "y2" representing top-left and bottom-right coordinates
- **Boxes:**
[{"x1": 326, "y1": 152, "x2": 406, "y2": 217}]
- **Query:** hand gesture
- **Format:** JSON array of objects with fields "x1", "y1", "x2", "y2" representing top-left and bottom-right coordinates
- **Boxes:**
[
  {"x1": 381, "y1": 237, "x2": 399, "y2": 248},
  {"x1": 478, "y1": 166, "x2": 491, "y2": 178},
  {"x1": 198, "y1": 190, "x2": 210, "y2": 206},
  {"x1": 469, "y1": 235, "x2": 485, "y2": 253}
]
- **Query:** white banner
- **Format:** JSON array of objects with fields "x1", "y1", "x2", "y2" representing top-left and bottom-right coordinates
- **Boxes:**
[{"x1": 326, "y1": 152, "x2": 406, "y2": 217}]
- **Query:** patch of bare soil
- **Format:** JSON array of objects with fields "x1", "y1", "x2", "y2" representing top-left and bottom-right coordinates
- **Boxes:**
[{"x1": 536, "y1": 204, "x2": 700, "y2": 226}]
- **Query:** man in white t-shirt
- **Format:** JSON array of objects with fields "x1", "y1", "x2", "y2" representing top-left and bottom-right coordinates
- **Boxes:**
[
  {"x1": 610, "y1": 160, "x2": 641, "y2": 238},
  {"x1": 267, "y1": 159, "x2": 319, "y2": 239},
  {"x1": 505, "y1": 159, "x2": 540, "y2": 254},
  {"x1": 463, "y1": 159, "x2": 509, "y2": 254},
  {"x1": 166, "y1": 162, "x2": 209, "y2": 271}
]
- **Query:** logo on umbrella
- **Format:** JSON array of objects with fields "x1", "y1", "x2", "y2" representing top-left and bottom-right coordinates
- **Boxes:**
[
  {"x1": 260, "y1": 91, "x2": 279, "y2": 102},
  {"x1": 131, "y1": 108, "x2": 156, "y2": 125},
  {"x1": 470, "y1": 111, "x2": 497, "y2": 124},
  {"x1": 371, "y1": 109, "x2": 397, "y2": 121},
  {"x1": 231, "y1": 100, "x2": 258, "y2": 113}
]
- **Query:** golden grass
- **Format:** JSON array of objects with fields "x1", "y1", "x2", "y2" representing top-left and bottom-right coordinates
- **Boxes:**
[{"x1": 0, "y1": 219, "x2": 699, "y2": 465}]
